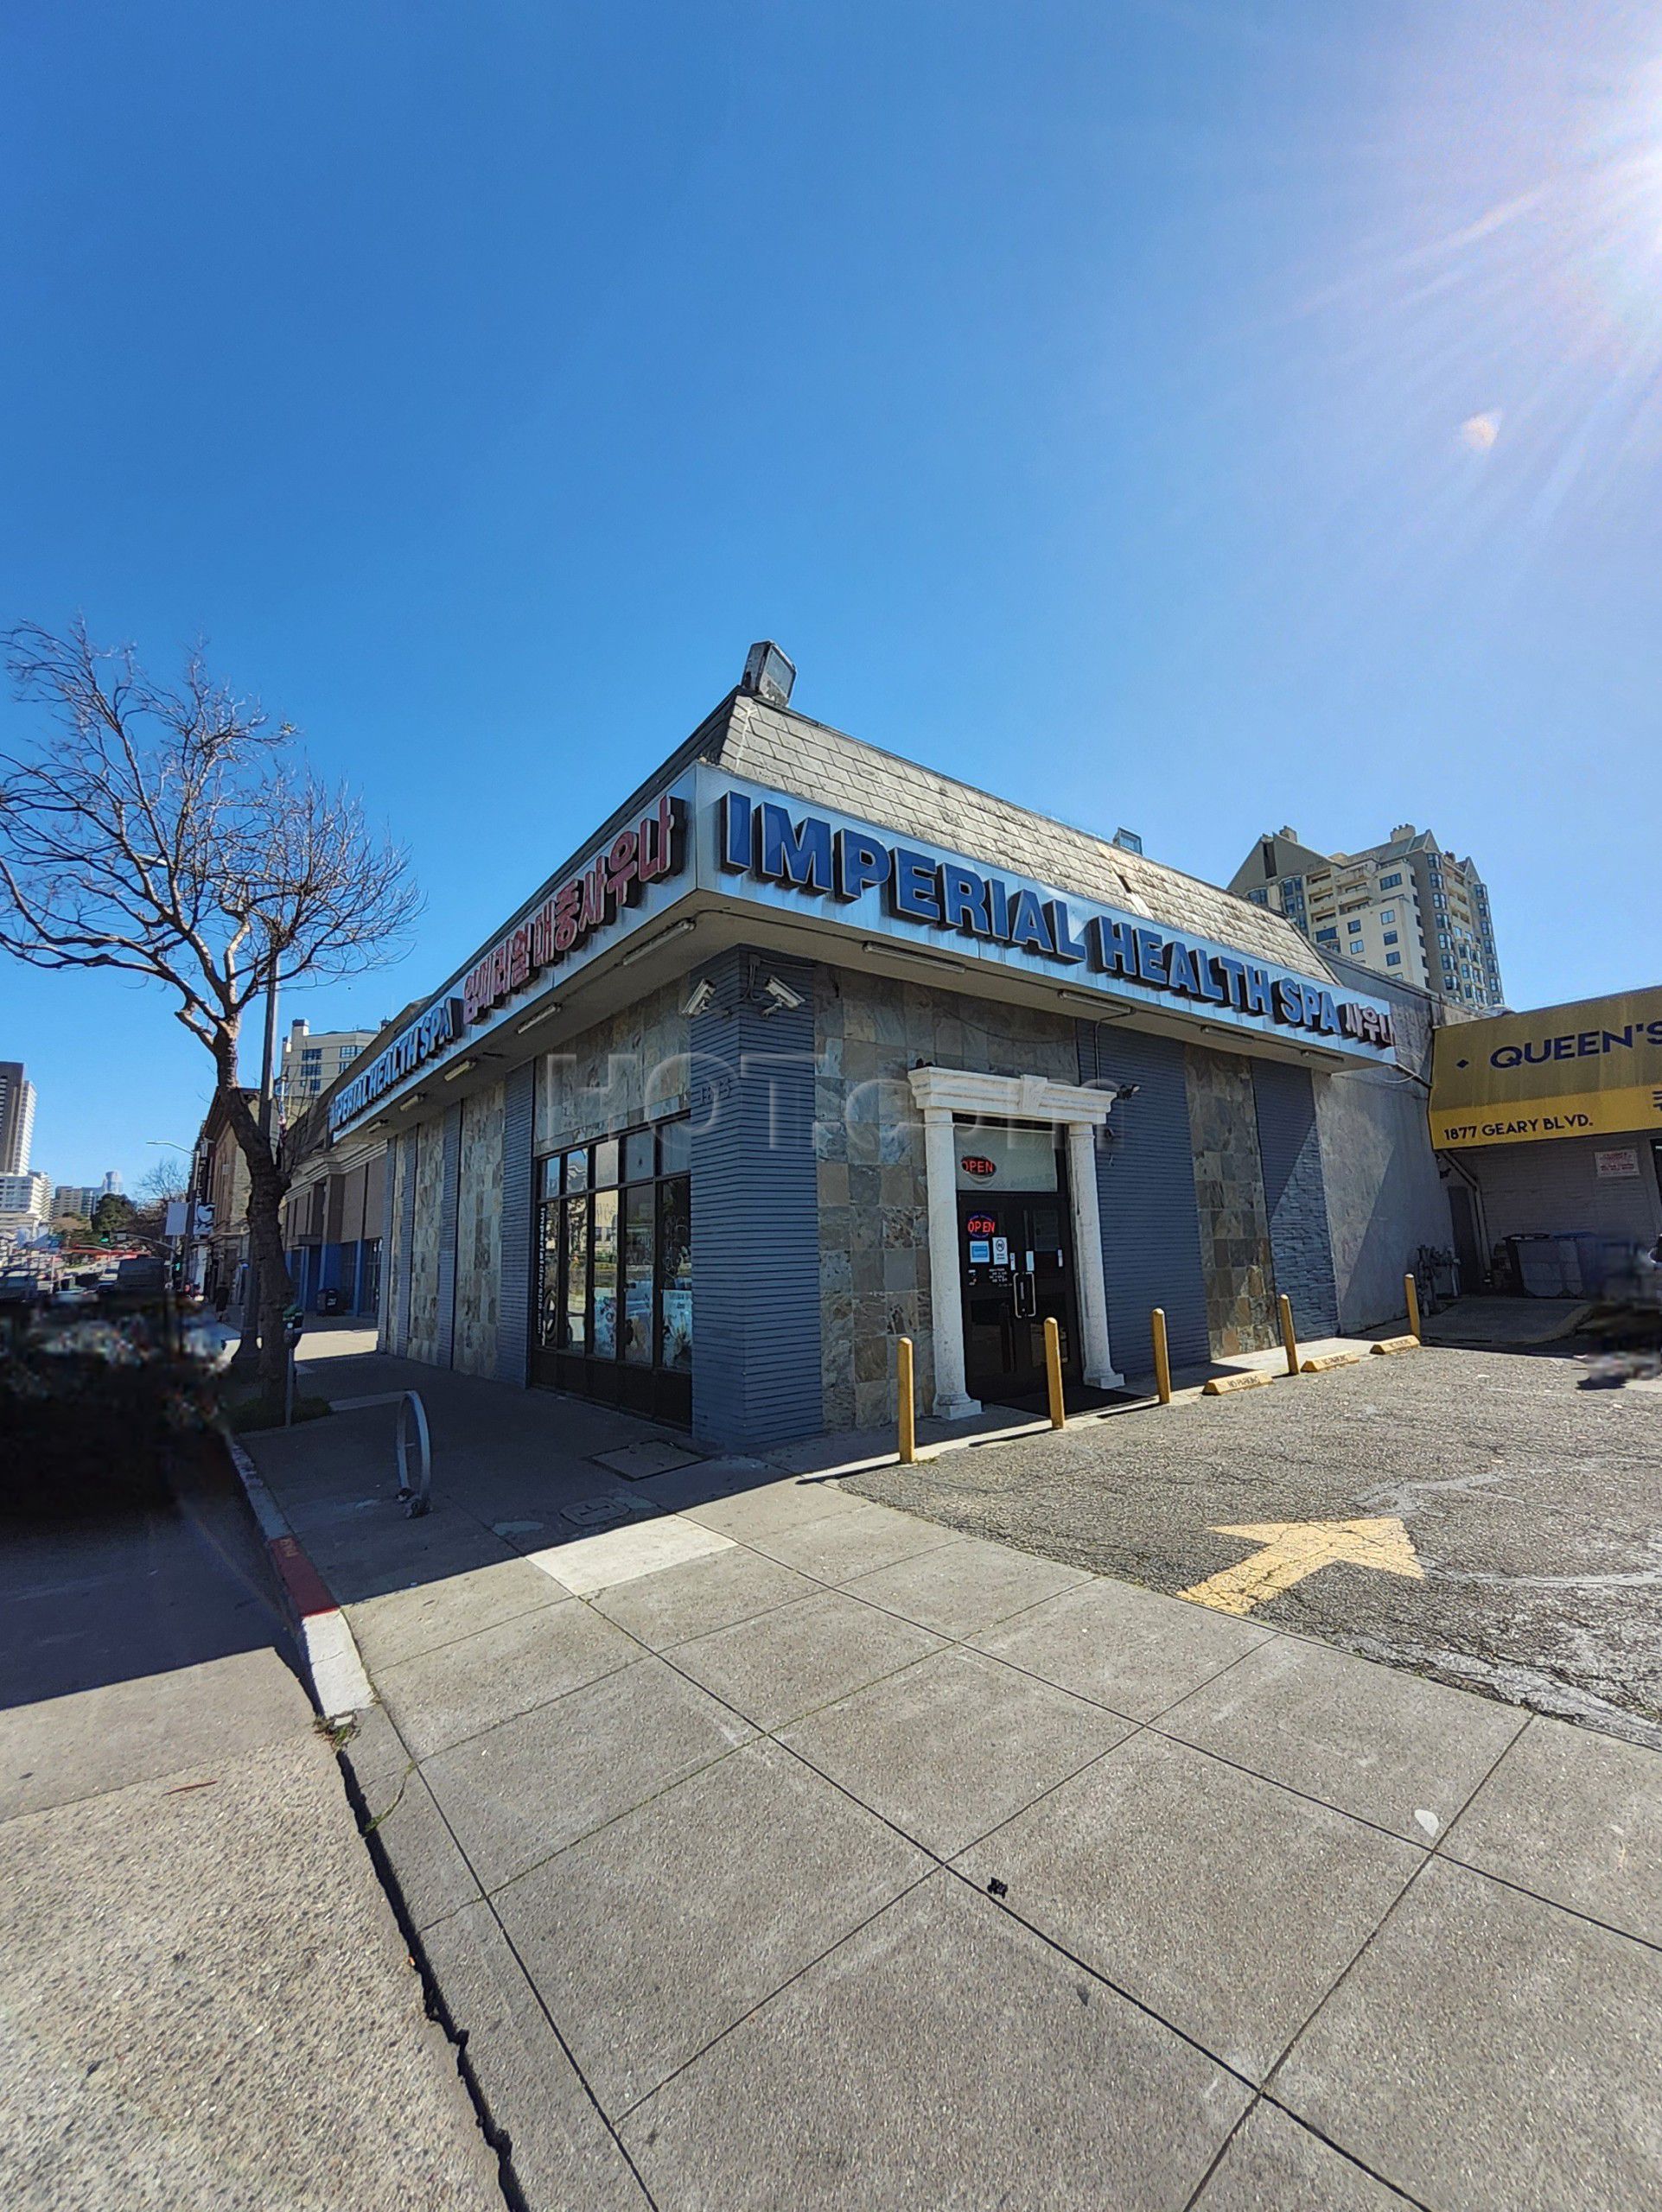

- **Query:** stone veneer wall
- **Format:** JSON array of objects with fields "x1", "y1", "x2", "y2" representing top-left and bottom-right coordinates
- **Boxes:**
[
  {"x1": 534, "y1": 980, "x2": 689, "y2": 1153},
  {"x1": 454, "y1": 1078, "x2": 505, "y2": 1378},
  {"x1": 404, "y1": 1115, "x2": 448, "y2": 1364},
  {"x1": 378, "y1": 1131, "x2": 411, "y2": 1354},
  {"x1": 815, "y1": 966, "x2": 1079, "y2": 1433},
  {"x1": 1183, "y1": 1045, "x2": 1278, "y2": 1357}
]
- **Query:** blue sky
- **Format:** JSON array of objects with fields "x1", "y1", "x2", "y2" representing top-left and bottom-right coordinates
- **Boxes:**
[{"x1": 3, "y1": 1, "x2": 1659, "y2": 1190}]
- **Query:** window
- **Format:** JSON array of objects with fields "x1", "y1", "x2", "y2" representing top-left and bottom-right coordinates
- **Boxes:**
[
  {"x1": 534, "y1": 1118, "x2": 692, "y2": 1421},
  {"x1": 1347, "y1": 918, "x2": 1362, "y2": 933},
  {"x1": 1383, "y1": 931, "x2": 1398, "y2": 946},
  {"x1": 1386, "y1": 952, "x2": 1402, "y2": 966},
  {"x1": 1379, "y1": 908, "x2": 1395, "y2": 925},
  {"x1": 1379, "y1": 873, "x2": 1402, "y2": 890},
  {"x1": 1315, "y1": 928, "x2": 1338, "y2": 944}
]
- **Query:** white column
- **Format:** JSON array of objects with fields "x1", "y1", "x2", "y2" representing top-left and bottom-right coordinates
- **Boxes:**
[
  {"x1": 920, "y1": 1105, "x2": 980, "y2": 1420},
  {"x1": 1066, "y1": 1120, "x2": 1123, "y2": 1389}
]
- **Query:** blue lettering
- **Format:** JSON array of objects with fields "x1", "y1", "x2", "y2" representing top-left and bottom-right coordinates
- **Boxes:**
[
  {"x1": 1164, "y1": 943, "x2": 1200, "y2": 996},
  {"x1": 1647, "y1": 1020, "x2": 1662, "y2": 1047},
  {"x1": 1194, "y1": 952, "x2": 1227, "y2": 1004},
  {"x1": 719, "y1": 791, "x2": 754, "y2": 873},
  {"x1": 1008, "y1": 889, "x2": 1054, "y2": 955},
  {"x1": 940, "y1": 866, "x2": 992, "y2": 937},
  {"x1": 757, "y1": 803, "x2": 833, "y2": 893},
  {"x1": 1491, "y1": 1045, "x2": 1522, "y2": 1069},
  {"x1": 1241, "y1": 965, "x2": 1271, "y2": 1016},
  {"x1": 1047, "y1": 899, "x2": 1087, "y2": 963},
  {"x1": 1309, "y1": 989, "x2": 1340, "y2": 1035},
  {"x1": 1602, "y1": 1027, "x2": 1635, "y2": 1051},
  {"x1": 888, "y1": 849, "x2": 943, "y2": 924},
  {"x1": 1213, "y1": 955, "x2": 1246, "y2": 1008},
  {"x1": 833, "y1": 830, "x2": 890, "y2": 902},
  {"x1": 1090, "y1": 916, "x2": 1139, "y2": 980},
  {"x1": 1522, "y1": 1041, "x2": 1552, "y2": 1063},
  {"x1": 1135, "y1": 929, "x2": 1169, "y2": 987},
  {"x1": 1273, "y1": 978, "x2": 1305, "y2": 1025},
  {"x1": 988, "y1": 879, "x2": 1011, "y2": 942}
]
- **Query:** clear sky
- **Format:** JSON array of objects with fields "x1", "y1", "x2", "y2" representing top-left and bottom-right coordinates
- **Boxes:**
[{"x1": 3, "y1": 1, "x2": 1659, "y2": 1192}]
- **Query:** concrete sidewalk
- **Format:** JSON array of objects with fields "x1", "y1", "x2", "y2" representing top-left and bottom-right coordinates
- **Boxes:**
[
  {"x1": 0, "y1": 1462, "x2": 505, "y2": 2211},
  {"x1": 243, "y1": 1356, "x2": 1662, "y2": 2211}
]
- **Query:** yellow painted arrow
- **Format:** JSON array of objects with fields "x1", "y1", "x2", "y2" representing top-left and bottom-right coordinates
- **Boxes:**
[{"x1": 1178, "y1": 1517, "x2": 1423, "y2": 1618}]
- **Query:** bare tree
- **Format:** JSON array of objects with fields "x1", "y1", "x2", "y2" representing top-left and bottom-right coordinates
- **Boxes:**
[{"x1": 0, "y1": 620, "x2": 418, "y2": 1406}]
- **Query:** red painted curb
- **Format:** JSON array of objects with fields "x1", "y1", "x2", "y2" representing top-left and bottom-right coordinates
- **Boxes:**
[{"x1": 269, "y1": 1532, "x2": 339, "y2": 1622}]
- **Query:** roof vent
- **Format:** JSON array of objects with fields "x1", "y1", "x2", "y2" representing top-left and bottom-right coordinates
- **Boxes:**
[
  {"x1": 1111, "y1": 828, "x2": 1143, "y2": 855},
  {"x1": 741, "y1": 641, "x2": 796, "y2": 709}
]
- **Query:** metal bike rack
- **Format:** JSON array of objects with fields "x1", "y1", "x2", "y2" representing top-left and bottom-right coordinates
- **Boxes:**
[{"x1": 394, "y1": 1390, "x2": 433, "y2": 1517}]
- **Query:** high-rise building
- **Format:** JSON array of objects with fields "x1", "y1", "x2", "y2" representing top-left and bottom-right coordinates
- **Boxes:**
[
  {"x1": 1227, "y1": 826, "x2": 1505, "y2": 1010},
  {"x1": 274, "y1": 1020, "x2": 380, "y2": 1122},
  {"x1": 53, "y1": 1178, "x2": 124, "y2": 1220},
  {"x1": 0, "y1": 1062, "x2": 37, "y2": 1174},
  {"x1": 0, "y1": 1170, "x2": 51, "y2": 1237}
]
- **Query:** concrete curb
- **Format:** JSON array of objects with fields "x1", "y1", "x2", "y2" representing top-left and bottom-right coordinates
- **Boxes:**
[{"x1": 224, "y1": 1431, "x2": 375, "y2": 1723}]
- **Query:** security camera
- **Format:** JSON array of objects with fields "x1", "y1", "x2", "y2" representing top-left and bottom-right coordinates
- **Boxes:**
[
  {"x1": 683, "y1": 977, "x2": 716, "y2": 1017},
  {"x1": 761, "y1": 974, "x2": 805, "y2": 1016},
  {"x1": 1116, "y1": 1083, "x2": 1141, "y2": 1100}
]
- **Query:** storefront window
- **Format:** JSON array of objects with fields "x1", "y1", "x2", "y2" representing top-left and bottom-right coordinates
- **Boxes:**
[
  {"x1": 534, "y1": 1118, "x2": 692, "y2": 1420},
  {"x1": 592, "y1": 1189, "x2": 619, "y2": 1356},
  {"x1": 659, "y1": 1174, "x2": 692, "y2": 1371},
  {"x1": 563, "y1": 1195, "x2": 589, "y2": 1351},
  {"x1": 622, "y1": 1186, "x2": 654, "y2": 1363}
]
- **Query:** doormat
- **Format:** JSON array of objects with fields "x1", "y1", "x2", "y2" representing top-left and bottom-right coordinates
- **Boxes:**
[{"x1": 593, "y1": 1440, "x2": 706, "y2": 1481}]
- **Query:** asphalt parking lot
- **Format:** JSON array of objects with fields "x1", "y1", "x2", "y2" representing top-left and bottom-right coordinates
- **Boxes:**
[{"x1": 846, "y1": 1345, "x2": 1662, "y2": 1750}]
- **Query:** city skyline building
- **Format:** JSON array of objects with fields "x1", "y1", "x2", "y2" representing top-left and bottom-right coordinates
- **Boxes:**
[
  {"x1": 52, "y1": 1177, "x2": 126, "y2": 1220},
  {"x1": 275, "y1": 1019, "x2": 382, "y2": 1123},
  {"x1": 0, "y1": 1061, "x2": 37, "y2": 1174},
  {"x1": 0, "y1": 1169, "x2": 52, "y2": 1240},
  {"x1": 1227, "y1": 825, "x2": 1504, "y2": 1011}
]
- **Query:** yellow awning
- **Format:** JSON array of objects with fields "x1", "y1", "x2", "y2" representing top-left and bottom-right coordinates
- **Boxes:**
[{"x1": 1429, "y1": 988, "x2": 1662, "y2": 1149}]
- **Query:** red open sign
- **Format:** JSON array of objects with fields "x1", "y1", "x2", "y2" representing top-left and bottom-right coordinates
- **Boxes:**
[
  {"x1": 965, "y1": 1214, "x2": 997, "y2": 1236},
  {"x1": 959, "y1": 1156, "x2": 997, "y2": 1179}
]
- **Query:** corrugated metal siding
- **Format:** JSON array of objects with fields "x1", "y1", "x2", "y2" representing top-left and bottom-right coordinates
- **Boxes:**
[
  {"x1": 1078, "y1": 1022, "x2": 1210, "y2": 1376},
  {"x1": 691, "y1": 946, "x2": 823, "y2": 1448},
  {"x1": 365, "y1": 1148, "x2": 386, "y2": 1240},
  {"x1": 394, "y1": 1131, "x2": 417, "y2": 1355},
  {"x1": 1461, "y1": 1133, "x2": 1662, "y2": 1247},
  {"x1": 1252, "y1": 1059, "x2": 1340, "y2": 1337},
  {"x1": 435, "y1": 1104, "x2": 462, "y2": 1367},
  {"x1": 496, "y1": 1061, "x2": 535, "y2": 1385}
]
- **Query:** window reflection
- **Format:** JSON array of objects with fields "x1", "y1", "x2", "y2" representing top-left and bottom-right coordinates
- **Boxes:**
[
  {"x1": 535, "y1": 1119, "x2": 691, "y2": 1395},
  {"x1": 592, "y1": 1190, "x2": 618, "y2": 1357}
]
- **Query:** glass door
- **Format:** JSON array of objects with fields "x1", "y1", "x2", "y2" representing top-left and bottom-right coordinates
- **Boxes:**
[{"x1": 532, "y1": 1118, "x2": 692, "y2": 1422}]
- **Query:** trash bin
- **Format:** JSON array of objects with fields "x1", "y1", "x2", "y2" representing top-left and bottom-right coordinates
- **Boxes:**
[{"x1": 318, "y1": 1287, "x2": 341, "y2": 1316}]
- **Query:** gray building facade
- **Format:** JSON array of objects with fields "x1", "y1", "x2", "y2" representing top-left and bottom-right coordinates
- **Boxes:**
[{"x1": 328, "y1": 667, "x2": 1448, "y2": 1447}]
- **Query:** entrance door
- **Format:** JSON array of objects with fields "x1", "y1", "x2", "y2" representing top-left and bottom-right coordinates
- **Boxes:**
[{"x1": 958, "y1": 1185, "x2": 1080, "y2": 1405}]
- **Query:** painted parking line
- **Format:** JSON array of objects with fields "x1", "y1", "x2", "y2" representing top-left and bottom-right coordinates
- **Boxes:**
[{"x1": 1178, "y1": 1516, "x2": 1423, "y2": 1618}]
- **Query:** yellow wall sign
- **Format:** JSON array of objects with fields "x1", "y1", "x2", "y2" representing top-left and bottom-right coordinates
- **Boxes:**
[{"x1": 1430, "y1": 988, "x2": 1662, "y2": 1149}]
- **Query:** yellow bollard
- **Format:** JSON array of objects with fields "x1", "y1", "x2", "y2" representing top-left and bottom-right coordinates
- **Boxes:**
[
  {"x1": 896, "y1": 1336, "x2": 916, "y2": 1465},
  {"x1": 1151, "y1": 1307, "x2": 1173, "y2": 1406},
  {"x1": 1404, "y1": 1271, "x2": 1423, "y2": 1343},
  {"x1": 1043, "y1": 1315, "x2": 1066, "y2": 1430},
  {"x1": 1278, "y1": 1293, "x2": 1300, "y2": 1377}
]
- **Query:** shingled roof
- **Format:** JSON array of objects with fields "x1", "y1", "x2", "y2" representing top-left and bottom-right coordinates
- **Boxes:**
[{"x1": 710, "y1": 695, "x2": 1335, "y2": 980}]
